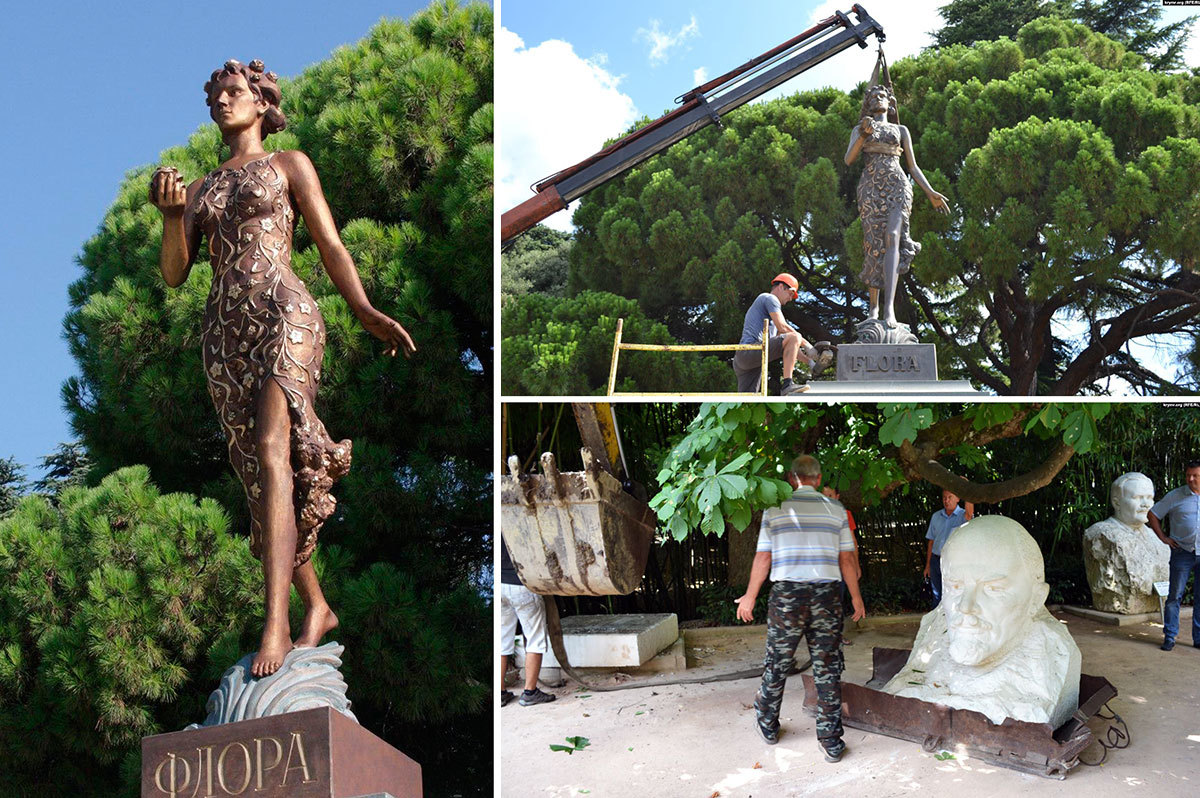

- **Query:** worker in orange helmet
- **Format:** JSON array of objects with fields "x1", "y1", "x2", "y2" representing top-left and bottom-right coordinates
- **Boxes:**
[{"x1": 733, "y1": 273, "x2": 833, "y2": 395}]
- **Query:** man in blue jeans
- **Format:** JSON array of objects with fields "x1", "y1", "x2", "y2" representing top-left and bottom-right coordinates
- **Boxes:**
[
  {"x1": 923, "y1": 490, "x2": 973, "y2": 606},
  {"x1": 1147, "y1": 460, "x2": 1200, "y2": 651}
]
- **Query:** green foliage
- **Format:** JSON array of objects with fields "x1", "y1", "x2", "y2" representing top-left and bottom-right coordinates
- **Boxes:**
[
  {"x1": 932, "y1": 0, "x2": 1069, "y2": 49},
  {"x1": 559, "y1": 18, "x2": 1200, "y2": 395},
  {"x1": 859, "y1": 574, "x2": 931, "y2": 614},
  {"x1": 652, "y1": 402, "x2": 1122, "y2": 541},
  {"x1": 501, "y1": 290, "x2": 732, "y2": 394},
  {"x1": 878, "y1": 404, "x2": 935, "y2": 447},
  {"x1": 31, "y1": 442, "x2": 92, "y2": 499},
  {"x1": 501, "y1": 224, "x2": 571, "y2": 299},
  {"x1": 549, "y1": 735, "x2": 591, "y2": 755},
  {"x1": 59, "y1": 4, "x2": 492, "y2": 796},
  {"x1": 650, "y1": 403, "x2": 802, "y2": 540},
  {"x1": 696, "y1": 584, "x2": 770, "y2": 626},
  {"x1": 1075, "y1": 0, "x2": 1197, "y2": 71},
  {"x1": 0, "y1": 467, "x2": 259, "y2": 795},
  {"x1": 0, "y1": 456, "x2": 26, "y2": 517}
]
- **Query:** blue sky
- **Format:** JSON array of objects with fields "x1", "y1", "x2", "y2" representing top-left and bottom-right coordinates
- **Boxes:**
[{"x1": 0, "y1": 0, "x2": 446, "y2": 480}]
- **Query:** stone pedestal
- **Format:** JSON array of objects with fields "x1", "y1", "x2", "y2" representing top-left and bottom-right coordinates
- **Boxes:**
[
  {"x1": 836, "y1": 343, "x2": 938, "y2": 382},
  {"x1": 141, "y1": 707, "x2": 421, "y2": 798},
  {"x1": 1082, "y1": 518, "x2": 1169, "y2": 615}
]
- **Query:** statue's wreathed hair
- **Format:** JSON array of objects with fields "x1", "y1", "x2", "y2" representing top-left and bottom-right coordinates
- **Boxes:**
[
  {"x1": 205, "y1": 58, "x2": 287, "y2": 136},
  {"x1": 860, "y1": 83, "x2": 899, "y2": 124}
]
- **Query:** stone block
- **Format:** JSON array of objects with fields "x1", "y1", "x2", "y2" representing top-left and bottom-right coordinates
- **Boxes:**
[
  {"x1": 532, "y1": 613, "x2": 678, "y2": 668},
  {"x1": 836, "y1": 343, "x2": 937, "y2": 381},
  {"x1": 142, "y1": 706, "x2": 421, "y2": 798}
]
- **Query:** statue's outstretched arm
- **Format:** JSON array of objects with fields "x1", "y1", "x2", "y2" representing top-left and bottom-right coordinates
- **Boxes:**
[
  {"x1": 900, "y1": 126, "x2": 949, "y2": 214},
  {"x1": 281, "y1": 150, "x2": 416, "y2": 358}
]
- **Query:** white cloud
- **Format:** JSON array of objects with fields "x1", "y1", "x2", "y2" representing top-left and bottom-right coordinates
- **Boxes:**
[
  {"x1": 693, "y1": 66, "x2": 708, "y2": 86},
  {"x1": 636, "y1": 15, "x2": 699, "y2": 66},
  {"x1": 497, "y1": 27, "x2": 640, "y2": 233}
]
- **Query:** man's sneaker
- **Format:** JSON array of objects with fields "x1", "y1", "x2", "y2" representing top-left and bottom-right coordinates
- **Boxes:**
[
  {"x1": 500, "y1": 690, "x2": 515, "y2": 707},
  {"x1": 518, "y1": 688, "x2": 557, "y2": 706},
  {"x1": 820, "y1": 741, "x2": 846, "y2": 762},
  {"x1": 782, "y1": 381, "x2": 809, "y2": 396},
  {"x1": 1161, "y1": 639, "x2": 1175, "y2": 651},
  {"x1": 756, "y1": 720, "x2": 779, "y2": 745}
]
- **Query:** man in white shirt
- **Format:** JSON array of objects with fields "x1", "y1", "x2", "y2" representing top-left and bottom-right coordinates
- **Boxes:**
[{"x1": 736, "y1": 455, "x2": 865, "y2": 761}]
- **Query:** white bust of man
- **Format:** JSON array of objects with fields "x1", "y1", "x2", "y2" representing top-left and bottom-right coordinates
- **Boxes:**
[
  {"x1": 883, "y1": 516, "x2": 1081, "y2": 728},
  {"x1": 1082, "y1": 472, "x2": 1169, "y2": 614}
]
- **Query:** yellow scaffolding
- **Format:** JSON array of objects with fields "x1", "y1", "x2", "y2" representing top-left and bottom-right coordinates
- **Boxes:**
[{"x1": 607, "y1": 318, "x2": 770, "y2": 396}]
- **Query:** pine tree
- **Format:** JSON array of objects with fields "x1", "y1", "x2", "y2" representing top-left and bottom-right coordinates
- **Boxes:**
[{"x1": 0, "y1": 456, "x2": 25, "y2": 517}]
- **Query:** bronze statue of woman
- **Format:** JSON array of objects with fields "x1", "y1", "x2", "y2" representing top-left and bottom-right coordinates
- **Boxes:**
[
  {"x1": 844, "y1": 81, "x2": 950, "y2": 330},
  {"x1": 148, "y1": 59, "x2": 416, "y2": 678}
]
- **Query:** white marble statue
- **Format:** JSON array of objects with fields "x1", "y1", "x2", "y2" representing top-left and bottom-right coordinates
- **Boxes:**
[
  {"x1": 1082, "y1": 472, "x2": 1169, "y2": 614},
  {"x1": 883, "y1": 516, "x2": 1081, "y2": 728}
]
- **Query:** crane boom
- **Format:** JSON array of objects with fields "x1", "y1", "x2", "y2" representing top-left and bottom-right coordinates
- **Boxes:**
[{"x1": 501, "y1": 4, "x2": 885, "y2": 244}]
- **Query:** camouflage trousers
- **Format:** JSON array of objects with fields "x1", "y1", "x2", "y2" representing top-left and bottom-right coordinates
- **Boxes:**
[{"x1": 754, "y1": 580, "x2": 844, "y2": 745}]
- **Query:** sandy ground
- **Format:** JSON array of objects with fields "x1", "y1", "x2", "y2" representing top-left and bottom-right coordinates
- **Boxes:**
[{"x1": 499, "y1": 610, "x2": 1200, "y2": 798}]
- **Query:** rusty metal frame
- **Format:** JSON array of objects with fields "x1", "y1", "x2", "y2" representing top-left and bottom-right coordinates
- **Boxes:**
[{"x1": 800, "y1": 647, "x2": 1118, "y2": 779}]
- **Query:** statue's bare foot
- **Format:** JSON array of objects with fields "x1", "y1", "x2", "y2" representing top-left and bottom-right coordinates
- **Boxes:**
[
  {"x1": 251, "y1": 625, "x2": 292, "y2": 677},
  {"x1": 883, "y1": 316, "x2": 898, "y2": 328},
  {"x1": 294, "y1": 603, "x2": 339, "y2": 649},
  {"x1": 867, "y1": 308, "x2": 880, "y2": 320}
]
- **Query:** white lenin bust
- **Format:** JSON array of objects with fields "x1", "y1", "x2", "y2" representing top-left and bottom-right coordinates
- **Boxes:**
[
  {"x1": 1082, "y1": 472, "x2": 1169, "y2": 614},
  {"x1": 883, "y1": 516, "x2": 1081, "y2": 728}
]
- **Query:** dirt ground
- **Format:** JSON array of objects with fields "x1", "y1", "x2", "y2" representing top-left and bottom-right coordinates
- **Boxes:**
[{"x1": 499, "y1": 610, "x2": 1200, "y2": 797}]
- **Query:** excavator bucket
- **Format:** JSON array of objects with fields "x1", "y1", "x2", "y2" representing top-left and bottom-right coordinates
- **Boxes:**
[{"x1": 501, "y1": 448, "x2": 656, "y2": 596}]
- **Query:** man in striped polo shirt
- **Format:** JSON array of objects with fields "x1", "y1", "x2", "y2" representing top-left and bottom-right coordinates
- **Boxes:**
[{"x1": 736, "y1": 455, "x2": 866, "y2": 760}]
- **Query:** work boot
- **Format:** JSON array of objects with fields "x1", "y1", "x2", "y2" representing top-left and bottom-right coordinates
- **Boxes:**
[
  {"x1": 1161, "y1": 639, "x2": 1175, "y2": 651},
  {"x1": 756, "y1": 719, "x2": 779, "y2": 745}
]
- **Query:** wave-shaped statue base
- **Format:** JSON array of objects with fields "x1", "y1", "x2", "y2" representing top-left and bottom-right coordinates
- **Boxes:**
[
  {"x1": 854, "y1": 318, "x2": 919, "y2": 345},
  {"x1": 187, "y1": 642, "x2": 356, "y2": 729}
]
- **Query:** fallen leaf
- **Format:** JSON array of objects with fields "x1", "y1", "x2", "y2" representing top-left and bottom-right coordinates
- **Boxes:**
[
  {"x1": 582, "y1": 713, "x2": 590, "y2": 717},
  {"x1": 753, "y1": 762, "x2": 762, "y2": 769},
  {"x1": 710, "y1": 792, "x2": 720, "y2": 798}
]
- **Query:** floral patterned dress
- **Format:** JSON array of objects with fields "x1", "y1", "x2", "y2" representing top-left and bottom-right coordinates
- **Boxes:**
[
  {"x1": 195, "y1": 152, "x2": 350, "y2": 567},
  {"x1": 855, "y1": 120, "x2": 920, "y2": 289}
]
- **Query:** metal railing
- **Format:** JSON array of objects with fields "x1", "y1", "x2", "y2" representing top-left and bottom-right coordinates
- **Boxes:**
[{"x1": 607, "y1": 318, "x2": 770, "y2": 396}]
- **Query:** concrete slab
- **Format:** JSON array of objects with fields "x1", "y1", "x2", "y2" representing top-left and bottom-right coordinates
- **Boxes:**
[
  {"x1": 1062, "y1": 604, "x2": 1192, "y2": 626},
  {"x1": 537, "y1": 613, "x2": 679, "y2": 668},
  {"x1": 500, "y1": 611, "x2": 1200, "y2": 797}
]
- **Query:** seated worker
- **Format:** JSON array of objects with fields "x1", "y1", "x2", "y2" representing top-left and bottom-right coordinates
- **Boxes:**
[{"x1": 733, "y1": 274, "x2": 832, "y2": 395}]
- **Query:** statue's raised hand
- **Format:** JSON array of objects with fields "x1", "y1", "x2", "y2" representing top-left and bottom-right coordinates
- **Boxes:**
[
  {"x1": 359, "y1": 308, "x2": 417, "y2": 358},
  {"x1": 150, "y1": 167, "x2": 187, "y2": 216}
]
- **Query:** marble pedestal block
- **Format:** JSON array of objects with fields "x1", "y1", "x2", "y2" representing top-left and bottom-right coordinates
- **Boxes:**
[
  {"x1": 836, "y1": 343, "x2": 937, "y2": 382},
  {"x1": 142, "y1": 707, "x2": 421, "y2": 798},
  {"x1": 537, "y1": 613, "x2": 678, "y2": 668}
]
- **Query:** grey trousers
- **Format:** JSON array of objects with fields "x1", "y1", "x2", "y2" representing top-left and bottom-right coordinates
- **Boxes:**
[{"x1": 732, "y1": 335, "x2": 785, "y2": 392}]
